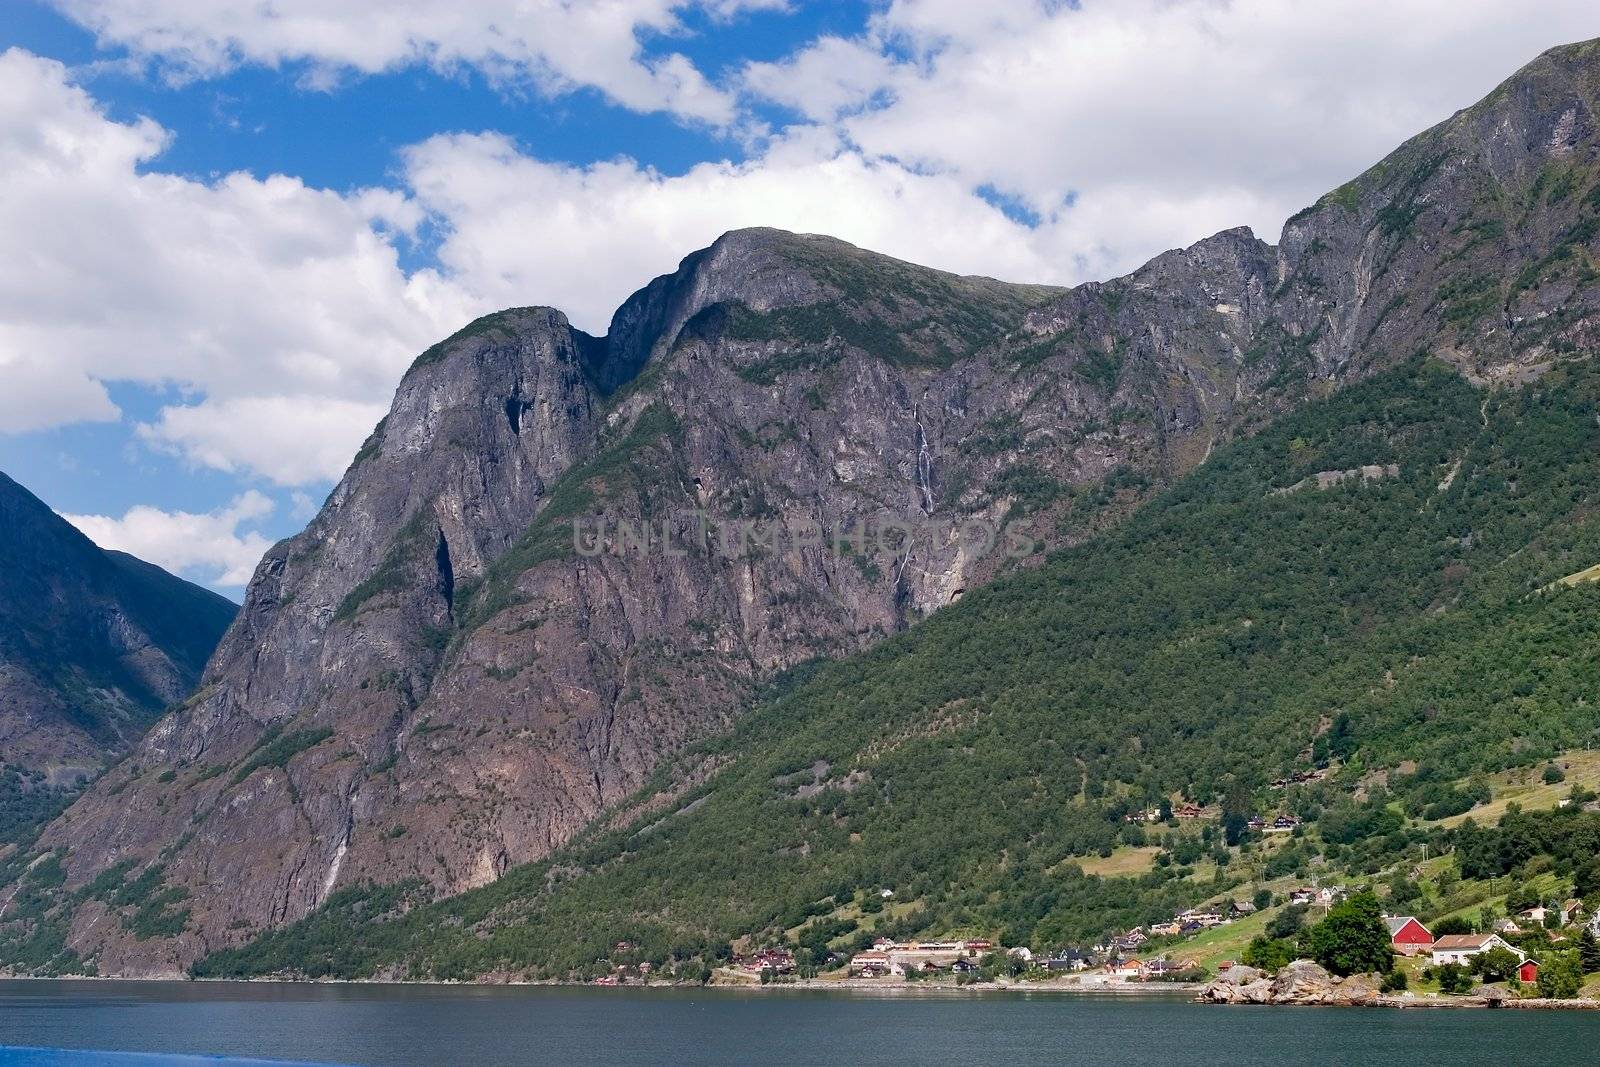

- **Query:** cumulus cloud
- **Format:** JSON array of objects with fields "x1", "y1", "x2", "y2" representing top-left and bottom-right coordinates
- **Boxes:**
[
  {"x1": 64, "y1": 490, "x2": 276, "y2": 588},
  {"x1": 401, "y1": 126, "x2": 1075, "y2": 332},
  {"x1": 47, "y1": 0, "x2": 760, "y2": 123},
  {"x1": 0, "y1": 47, "x2": 478, "y2": 483},
  {"x1": 8, "y1": 6, "x2": 1600, "y2": 491},
  {"x1": 137, "y1": 395, "x2": 393, "y2": 487},
  {"x1": 745, "y1": 0, "x2": 1600, "y2": 266}
]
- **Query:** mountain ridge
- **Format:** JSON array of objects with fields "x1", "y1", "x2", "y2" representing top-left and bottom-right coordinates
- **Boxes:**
[
  {"x1": 7, "y1": 36, "x2": 1600, "y2": 977},
  {"x1": 0, "y1": 471, "x2": 237, "y2": 838}
]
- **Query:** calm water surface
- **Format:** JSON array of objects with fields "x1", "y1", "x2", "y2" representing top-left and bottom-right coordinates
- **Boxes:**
[{"x1": 0, "y1": 980, "x2": 1580, "y2": 1066}]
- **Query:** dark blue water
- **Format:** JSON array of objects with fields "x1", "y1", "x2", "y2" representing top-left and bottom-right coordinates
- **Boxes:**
[{"x1": 0, "y1": 980, "x2": 1583, "y2": 1066}]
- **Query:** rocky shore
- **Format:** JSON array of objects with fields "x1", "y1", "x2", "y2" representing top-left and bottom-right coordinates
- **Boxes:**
[
  {"x1": 1199, "y1": 960, "x2": 1383, "y2": 1006},
  {"x1": 1199, "y1": 959, "x2": 1600, "y2": 1010}
]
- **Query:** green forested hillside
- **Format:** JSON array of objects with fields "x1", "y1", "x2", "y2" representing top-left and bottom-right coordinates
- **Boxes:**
[{"x1": 191, "y1": 352, "x2": 1600, "y2": 981}]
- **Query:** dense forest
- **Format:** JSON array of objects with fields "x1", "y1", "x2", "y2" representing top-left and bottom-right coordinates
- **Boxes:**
[{"x1": 190, "y1": 352, "x2": 1600, "y2": 981}]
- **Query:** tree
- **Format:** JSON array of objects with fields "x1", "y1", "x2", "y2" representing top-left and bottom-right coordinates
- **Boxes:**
[
  {"x1": 1252, "y1": 888, "x2": 1273, "y2": 911},
  {"x1": 1579, "y1": 928, "x2": 1600, "y2": 974},
  {"x1": 1505, "y1": 883, "x2": 1539, "y2": 915},
  {"x1": 1432, "y1": 915, "x2": 1474, "y2": 936},
  {"x1": 1430, "y1": 962, "x2": 1471, "y2": 994},
  {"x1": 1221, "y1": 780, "x2": 1253, "y2": 847},
  {"x1": 1576, "y1": 857, "x2": 1600, "y2": 900},
  {"x1": 1302, "y1": 891, "x2": 1393, "y2": 976},
  {"x1": 1380, "y1": 969, "x2": 1408, "y2": 993},
  {"x1": 1537, "y1": 952, "x2": 1583, "y2": 999},
  {"x1": 1543, "y1": 764, "x2": 1566, "y2": 785},
  {"x1": 1242, "y1": 936, "x2": 1297, "y2": 972},
  {"x1": 1387, "y1": 873, "x2": 1421, "y2": 907},
  {"x1": 1266, "y1": 903, "x2": 1309, "y2": 940},
  {"x1": 1471, "y1": 946, "x2": 1521, "y2": 983}
]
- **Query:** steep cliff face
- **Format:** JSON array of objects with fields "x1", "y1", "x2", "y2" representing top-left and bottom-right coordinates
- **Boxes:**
[
  {"x1": 14, "y1": 38, "x2": 1600, "y2": 977},
  {"x1": 0, "y1": 472, "x2": 236, "y2": 819}
]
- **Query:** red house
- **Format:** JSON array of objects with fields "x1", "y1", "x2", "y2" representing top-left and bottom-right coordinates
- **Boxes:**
[
  {"x1": 1517, "y1": 959, "x2": 1540, "y2": 984},
  {"x1": 1386, "y1": 916, "x2": 1433, "y2": 955}
]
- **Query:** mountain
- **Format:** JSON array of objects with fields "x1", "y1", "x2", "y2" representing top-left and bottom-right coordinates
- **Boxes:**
[
  {"x1": 0, "y1": 472, "x2": 237, "y2": 838},
  {"x1": 6, "y1": 37, "x2": 1600, "y2": 979}
]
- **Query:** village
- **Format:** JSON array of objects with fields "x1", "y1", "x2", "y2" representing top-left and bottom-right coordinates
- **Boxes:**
[
  {"x1": 580, "y1": 755, "x2": 1600, "y2": 1006},
  {"x1": 673, "y1": 891, "x2": 1597, "y2": 997}
]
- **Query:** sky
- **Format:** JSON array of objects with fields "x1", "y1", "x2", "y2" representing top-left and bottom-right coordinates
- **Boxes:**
[{"x1": 2, "y1": 0, "x2": 1598, "y2": 599}]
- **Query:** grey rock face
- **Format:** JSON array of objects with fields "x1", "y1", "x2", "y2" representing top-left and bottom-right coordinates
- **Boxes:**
[
  {"x1": 19, "y1": 38, "x2": 1600, "y2": 975},
  {"x1": 0, "y1": 472, "x2": 236, "y2": 786}
]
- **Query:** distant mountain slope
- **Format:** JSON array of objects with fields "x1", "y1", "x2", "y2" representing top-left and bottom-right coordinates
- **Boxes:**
[
  {"x1": 9, "y1": 36, "x2": 1600, "y2": 979},
  {"x1": 192, "y1": 351, "x2": 1600, "y2": 981},
  {"x1": 0, "y1": 472, "x2": 236, "y2": 828}
]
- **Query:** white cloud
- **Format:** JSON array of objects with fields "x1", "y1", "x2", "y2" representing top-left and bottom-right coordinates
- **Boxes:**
[
  {"x1": 0, "y1": 48, "x2": 479, "y2": 483},
  {"x1": 402, "y1": 126, "x2": 1083, "y2": 334},
  {"x1": 48, "y1": 0, "x2": 755, "y2": 123},
  {"x1": 8, "y1": 7, "x2": 1600, "y2": 494},
  {"x1": 0, "y1": 351, "x2": 119, "y2": 433},
  {"x1": 745, "y1": 0, "x2": 1600, "y2": 270},
  {"x1": 64, "y1": 490, "x2": 276, "y2": 588},
  {"x1": 137, "y1": 395, "x2": 392, "y2": 487}
]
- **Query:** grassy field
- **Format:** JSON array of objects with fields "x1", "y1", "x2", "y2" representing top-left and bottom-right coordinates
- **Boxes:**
[
  {"x1": 1161, "y1": 910, "x2": 1273, "y2": 970},
  {"x1": 1435, "y1": 749, "x2": 1600, "y2": 829},
  {"x1": 1076, "y1": 846, "x2": 1162, "y2": 877},
  {"x1": 1549, "y1": 562, "x2": 1600, "y2": 589}
]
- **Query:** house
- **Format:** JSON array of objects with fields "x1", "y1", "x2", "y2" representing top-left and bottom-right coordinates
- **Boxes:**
[
  {"x1": 1176, "y1": 909, "x2": 1226, "y2": 928},
  {"x1": 1317, "y1": 886, "x2": 1347, "y2": 906},
  {"x1": 1270, "y1": 769, "x2": 1328, "y2": 788},
  {"x1": 1106, "y1": 959, "x2": 1146, "y2": 980},
  {"x1": 1289, "y1": 888, "x2": 1316, "y2": 906},
  {"x1": 1519, "y1": 905, "x2": 1550, "y2": 925},
  {"x1": 1149, "y1": 921, "x2": 1182, "y2": 937},
  {"x1": 1174, "y1": 804, "x2": 1205, "y2": 819},
  {"x1": 1493, "y1": 918, "x2": 1524, "y2": 935},
  {"x1": 1045, "y1": 950, "x2": 1092, "y2": 972},
  {"x1": 1430, "y1": 933, "x2": 1522, "y2": 967},
  {"x1": 1114, "y1": 929, "x2": 1148, "y2": 950},
  {"x1": 1385, "y1": 916, "x2": 1434, "y2": 956},
  {"x1": 1230, "y1": 900, "x2": 1257, "y2": 917},
  {"x1": 962, "y1": 939, "x2": 993, "y2": 953},
  {"x1": 1008, "y1": 946, "x2": 1034, "y2": 963},
  {"x1": 1562, "y1": 899, "x2": 1584, "y2": 926},
  {"x1": 849, "y1": 951, "x2": 892, "y2": 977},
  {"x1": 749, "y1": 948, "x2": 794, "y2": 974},
  {"x1": 1263, "y1": 816, "x2": 1301, "y2": 834},
  {"x1": 1517, "y1": 959, "x2": 1541, "y2": 984},
  {"x1": 951, "y1": 958, "x2": 980, "y2": 974}
]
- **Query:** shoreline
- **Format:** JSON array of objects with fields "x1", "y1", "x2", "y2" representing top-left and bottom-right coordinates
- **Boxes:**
[{"x1": 10, "y1": 973, "x2": 1600, "y2": 1009}]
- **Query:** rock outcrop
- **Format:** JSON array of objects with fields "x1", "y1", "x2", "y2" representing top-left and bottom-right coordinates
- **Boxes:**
[{"x1": 1200, "y1": 961, "x2": 1385, "y2": 1006}]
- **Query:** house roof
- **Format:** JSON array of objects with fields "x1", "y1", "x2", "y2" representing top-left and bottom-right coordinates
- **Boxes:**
[
  {"x1": 1431, "y1": 934, "x2": 1496, "y2": 950},
  {"x1": 1386, "y1": 916, "x2": 1427, "y2": 936}
]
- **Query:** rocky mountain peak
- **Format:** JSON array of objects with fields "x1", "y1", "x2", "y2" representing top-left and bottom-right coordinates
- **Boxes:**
[{"x1": 16, "y1": 37, "x2": 1600, "y2": 978}]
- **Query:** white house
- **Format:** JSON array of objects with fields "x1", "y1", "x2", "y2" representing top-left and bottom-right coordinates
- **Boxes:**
[{"x1": 1430, "y1": 933, "x2": 1522, "y2": 966}]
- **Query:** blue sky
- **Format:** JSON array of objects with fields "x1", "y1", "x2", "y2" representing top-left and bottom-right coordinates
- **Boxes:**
[{"x1": 1, "y1": 0, "x2": 1595, "y2": 597}]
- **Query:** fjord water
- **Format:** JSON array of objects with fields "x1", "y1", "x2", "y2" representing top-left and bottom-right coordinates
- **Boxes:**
[{"x1": 0, "y1": 982, "x2": 1582, "y2": 1066}]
